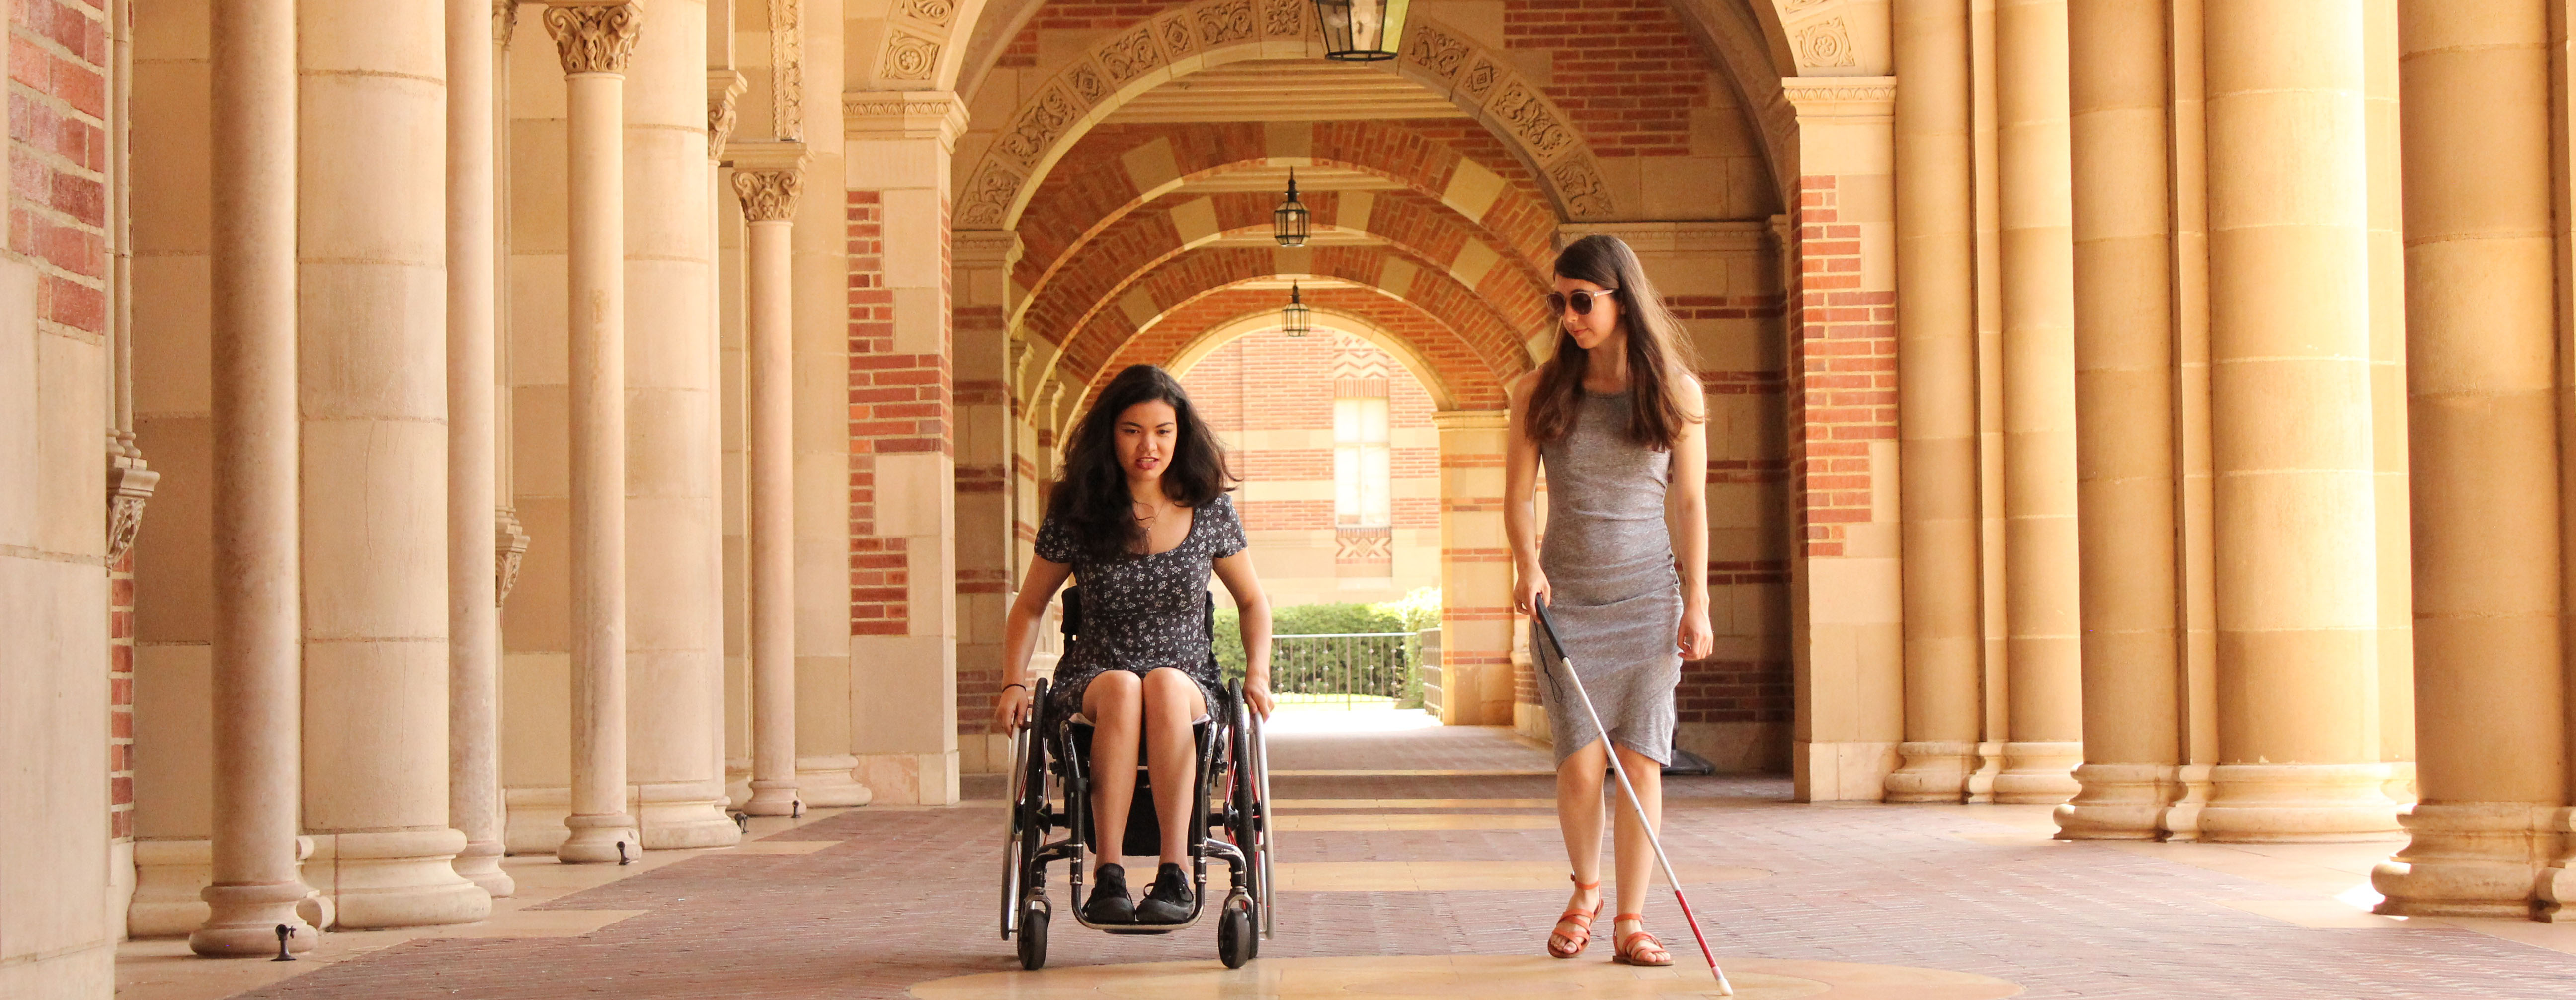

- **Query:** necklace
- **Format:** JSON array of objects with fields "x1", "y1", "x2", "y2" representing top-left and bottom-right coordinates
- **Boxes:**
[{"x1": 1133, "y1": 498, "x2": 1171, "y2": 522}]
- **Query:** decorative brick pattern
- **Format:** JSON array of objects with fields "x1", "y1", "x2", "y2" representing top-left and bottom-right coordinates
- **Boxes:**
[
  {"x1": 1786, "y1": 177, "x2": 1893, "y2": 559},
  {"x1": 1090, "y1": 285, "x2": 1513, "y2": 411},
  {"x1": 1177, "y1": 333, "x2": 1440, "y2": 537},
  {"x1": 1501, "y1": 0, "x2": 1719, "y2": 158},
  {"x1": 848, "y1": 190, "x2": 955, "y2": 637}
]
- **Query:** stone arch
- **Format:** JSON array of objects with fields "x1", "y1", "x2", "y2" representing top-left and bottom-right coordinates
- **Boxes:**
[
  {"x1": 1164, "y1": 307, "x2": 1463, "y2": 411},
  {"x1": 953, "y1": 0, "x2": 1617, "y2": 231},
  {"x1": 853, "y1": 0, "x2": 991, "y2": 90}
]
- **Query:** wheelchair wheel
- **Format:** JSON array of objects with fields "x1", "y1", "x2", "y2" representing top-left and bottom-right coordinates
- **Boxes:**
[
  {"x1": 1017, "y1": 900, "x2": 1049, "y2": 970},
  {"x1": 999, "y1": 724, "x2": 1031, "y2": 939},
  {"x1": 1217, "y1": 897, "x2": 1256, "y2": 969}
]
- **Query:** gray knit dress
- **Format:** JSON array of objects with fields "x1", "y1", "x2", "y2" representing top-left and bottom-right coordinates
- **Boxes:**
[{"x1": 1533, "y1": 389, "x2": 1682, "y2": 765}]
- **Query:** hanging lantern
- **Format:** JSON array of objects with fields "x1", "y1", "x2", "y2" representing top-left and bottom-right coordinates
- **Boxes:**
[
  {"x1": 1282, "y1": 283, "x2": 1311, "y2": 337},
  {"x1": 1314, "y1": 0, "x2": 1410, "y2": 62},
  {"x1": 1273, "y1": 169, "x2": 1310, "y2": 248}
]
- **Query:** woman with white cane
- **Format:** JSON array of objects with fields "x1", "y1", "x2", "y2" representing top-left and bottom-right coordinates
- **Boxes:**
[{"x1": 1506, "y1": 234, "x2": 1713, "y2": 969}]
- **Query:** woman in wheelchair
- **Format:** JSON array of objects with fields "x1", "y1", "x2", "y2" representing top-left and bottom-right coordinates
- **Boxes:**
[{"x1": 991, "y1": 364, "x2": 1274, "y2": 927}]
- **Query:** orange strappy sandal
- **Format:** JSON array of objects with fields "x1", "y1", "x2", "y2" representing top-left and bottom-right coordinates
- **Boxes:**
[
  {"x1": 1611, "y1": 915, "x2": 1674, "y2": 967},
  {"x1": 1545, "y1": 876, "x2": 1602, "y2": 959}
]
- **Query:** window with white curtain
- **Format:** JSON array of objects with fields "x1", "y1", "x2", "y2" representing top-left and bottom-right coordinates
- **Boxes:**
[{"x1": 1334, "y1": 396, "x2": 1392, "y2": 528}]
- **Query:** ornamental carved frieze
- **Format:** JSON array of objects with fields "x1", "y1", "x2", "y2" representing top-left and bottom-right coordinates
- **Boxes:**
[
  {"x1": 995, "y1": 84, "x2": 1081, "y2": 168},
  {"x1": 899, "y1": 0, "x2": 956, "y2": 27},
  {"x1": 1486, "y1": 81, "x2": 1575, "y2": 161},
  {"x1": 956, "y1": 160, "x2": 1025, "y2": 229},
  {"x1": 1795, "y1": 16, "x2": 1858, "y2": 69},
  {"x1": 1261, "y1": 0, "x2": 1306, "y2": 38},
  {"x1": 542, "y1": 2, "x2": 641, "y2": 76},
  {"x1": 771, "y1": 0, "x2": 805, "y2": 138},
  {"x1": 882, "y1": 30, "x2": 940, "y2": 81},
  {"x1": 1404, "y1": 23, "x2": 1468, "y2": 81},
  {"x1": 732, "y1": 169, "x2": 804, "y2": 222},
  {"x1": 496, "y1": 509, "x2": 530, "y2": 607},
  {"x1": 1195, "y1": 0, "x2": 1256, "y2": 47},
  {"x1": 1549, "y1": 158, "x2": 1614, "y2": 220},
  {"x1": 1456, "y1": 56, "x2": 1500, "y2": 104},
  {"x1": 1098, "y1": 25, "x2": 1165, "y2": 83},
  {"x1": 1065, "y1": 59, "x2": 1112, "y2": 105}
]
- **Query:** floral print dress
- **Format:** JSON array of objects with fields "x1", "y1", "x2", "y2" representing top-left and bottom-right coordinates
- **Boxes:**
[{"x1": 1036, "y1": 493, "x2": 1246, "y2": 721}]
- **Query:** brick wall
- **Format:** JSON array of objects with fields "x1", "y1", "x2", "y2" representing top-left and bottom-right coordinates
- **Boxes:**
[
  {"x1": 848, "y1": 189, "x2": 955, "y2": 637},
  {"x1": 1787, "y1": 177, "x2": 1893, "y2": 559},
  {"x1": 12, "y1": 0, "x2": 119, "y2": 844},
  {"x1": 1176, "y1": 332, "x2": 1438, "y2": 538},
  {"x1": 1502, "y1": 0, "x2": 1716, "y2": 158}
]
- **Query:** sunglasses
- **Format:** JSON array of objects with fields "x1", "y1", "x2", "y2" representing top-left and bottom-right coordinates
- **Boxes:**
[{"x1": 1547, "y1": 287, "x2": 1619, "y2": 316}]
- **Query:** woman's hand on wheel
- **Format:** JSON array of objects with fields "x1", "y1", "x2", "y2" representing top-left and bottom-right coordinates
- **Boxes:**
[
  {"x1": 1514, "y1": 566, "x2": 1550, "y2": 616},
  {"x1": 993, "y1": 683, "x2": 1034, "y2": 732},
  {"x1": 1244, "y1": 675, "x2": 1275, "y2": 720}
]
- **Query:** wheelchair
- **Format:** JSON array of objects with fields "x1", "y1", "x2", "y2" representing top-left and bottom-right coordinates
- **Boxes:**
[{"x1": 999, "y1": 587, "x2": 1276, "y2": 970}]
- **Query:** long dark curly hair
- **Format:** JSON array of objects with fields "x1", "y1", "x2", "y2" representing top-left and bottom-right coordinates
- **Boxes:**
[
  {"x1": 1047, "y1": 364, "x2": 1236, "y2": 565},
  {"x1": 1524, "y1": 234, "x2": 1700, "y2": 450}
]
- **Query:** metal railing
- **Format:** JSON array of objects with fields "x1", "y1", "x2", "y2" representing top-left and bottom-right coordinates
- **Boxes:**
[{"x1": 1265, "y1": 632, "x2": 1412, "y2": 706}]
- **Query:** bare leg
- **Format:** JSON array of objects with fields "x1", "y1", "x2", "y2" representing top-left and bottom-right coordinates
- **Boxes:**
[
  {"x1": 1142, "y1": 668, "x2": 1208, "y2": 865},
  {"x1": 1552, "y1": 739, "x2": 1608, "y2": 949},
  {"x1": 1609, "y1": 742, "x2": 1668, "y2": 961},
  {"x1": 1082, "y1": 670, "x2": 1144, "y2": 873}
]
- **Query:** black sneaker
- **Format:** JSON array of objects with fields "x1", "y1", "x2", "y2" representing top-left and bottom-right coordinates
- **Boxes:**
[
  {"x1": 1134, "y1": 862, "x2": 1195, "y2": 924},
  {"x1": 1081, "y1": 864, "x2": 1134, "y2": 924}
]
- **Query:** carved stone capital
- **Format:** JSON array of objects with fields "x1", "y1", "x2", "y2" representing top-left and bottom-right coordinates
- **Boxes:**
[
  {"x1": 541, "y1": 2, "x2": 641, "y2": 76},
  {"x1": 495, "y1": 509, "x2": 530, "y2": 607},
  {"x1": 494, "y1": 0, "x2": 519, "y2": 47},
  {"x1": 107, "y1": 459, "x2": 158, "y2": 564},
  {"x1": 709, "y1": 70, "x2": 748, "y2": 157},
  {"x1": 731, "y1": 170, "x2": 804, "y2": 222},
  {"x1": 842, "y1": 90, "x2": 969, "y2": 149}
]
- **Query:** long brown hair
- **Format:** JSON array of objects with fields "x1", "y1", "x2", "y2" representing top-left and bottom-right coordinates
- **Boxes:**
[
  {"x1": 1048, "y1": 364, "x2": 1237, "y2": 564},
  {"x1": 1524, "y1": 234, "x2": 1700, "y2": 449}
]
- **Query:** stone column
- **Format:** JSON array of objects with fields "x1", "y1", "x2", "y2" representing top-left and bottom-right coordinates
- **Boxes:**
[
  {"x1": 2056, "y1": 0, "x2": 2184, "y2": 840},
  {"x1": 2373, "y1": 0, "x2": 2565, "y2": 916},
  {"x1": 954, "y1": 229, "x2": 1023, "y2": 773},
  {"x1": 1992, "y1": 0, "x2": 2083, "y2": 804},
  {"x1": 845, "y1": 92, "x2": 967, "y2": 806},
  {"x1": 293, "y1": 0, "x2": 490, "y2": 928},
  {"x1": 192, "y1": 0, "x2": 319, "y2": 956},
  {"x1": 544, "y1": 0, "x2": 644, "y2": 864},
  {"x1": 448, "y1": 0, "x2": 512, "y2": 899},
  {"x1": 731, "y1": 141, "x2": 807, "y2": 816},
  {"x1": 1434, "y1": 410, "x2": 1513, "y2": 726},
  {"x1": 2363, "y1": 0, "x2": 2415, "y2": 803},
  {"x1": 619, "y1": 0, "x2": 735, "y2": 852},
  {"x1": 2199, "y1": 0, "x2": 2398, "y2": 841},
  {"x1": 1886, "y1": 0, "x2": 1983, "y2": 803}
]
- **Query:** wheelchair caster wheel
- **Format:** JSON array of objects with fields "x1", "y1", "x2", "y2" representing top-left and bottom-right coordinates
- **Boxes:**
[
  {"x1": 1017, "y1": 903, "x2": 1049, "y2": 970},
  {"x1": 1217, "y1": 901, "x2": 1257, "y2": 969}
]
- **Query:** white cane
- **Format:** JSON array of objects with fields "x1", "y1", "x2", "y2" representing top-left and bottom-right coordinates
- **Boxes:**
[{"x1": 1532, "y1": 598, "x2": 1734, "y2": 996}]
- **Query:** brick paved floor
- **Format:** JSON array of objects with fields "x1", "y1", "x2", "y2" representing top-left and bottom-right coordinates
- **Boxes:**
[{"x1": 168, "y1": 718, "x2": 2576, "y2": 999}]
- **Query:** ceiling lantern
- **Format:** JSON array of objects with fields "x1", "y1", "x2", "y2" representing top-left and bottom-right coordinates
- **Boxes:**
[
  {"x1": 1273, "y1": 169, "x2": 1310, "y2": 248},
  {"x1": 1314, "y1": 0, "x2": 1410, "y2": 62},
  {"x1": 1282, "y1": 283, "x2": 1311, "y2": 337}
]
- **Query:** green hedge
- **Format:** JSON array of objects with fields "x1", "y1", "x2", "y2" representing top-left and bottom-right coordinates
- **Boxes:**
[{"x1": 1214, "y1": 587, "x2": 1441, "y2": 707}]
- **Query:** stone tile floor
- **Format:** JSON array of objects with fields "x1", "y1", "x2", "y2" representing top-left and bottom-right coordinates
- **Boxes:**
[{"x1": 116, "y1": 713, "x2": 2576, "y2": 999}]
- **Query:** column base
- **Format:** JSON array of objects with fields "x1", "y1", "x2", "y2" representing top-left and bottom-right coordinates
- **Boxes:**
[
  {"x1": 1993, "y1": 741, "x2": 2083, "y2": 804},
  {"x1": 451, "y1": 838, "x2": 514, "y2": 898},
  {"x1": 128, "y1": 839, "x2": 213, "y2": 938},
  {"x1": 503, "y1": 785, "x2": 569, "y2": 855},
  {"x1": 2372, "y1": 802, "x2": 2557, "y2": 918},
  {"x1": 308, "y1": 830, "x2": 490, "y2": 928},
  {"x1": 724, "y1": 760, "x2": 751, "y2": 809},
  {"x1": 2054, "y1": 763, "x2": 2174, "y2": 840},
  {"x1": 743, "y1": 778, "x2": 800, "y2": 816},
  {"x1": 189, "y1": 880, "x2": 317, "y2": 957},
  {"x1": 1793, "y1": 741, "x2": 1899, "y2": 802},
  {"x1": 1883, "y1": 741, "x2": 1976, "y2": 802},
  {"x1": 1963, "y1": 741, "x2": 2005, "y2": 803},
  {"x1": 2200, "y1": 763, "x2": 2402, "y2": 842},
  {"x1": 637, "y1": 782, "x2": 742, "y2": 850},
  {"x1": 798, "y1": 754, "x2": 877, "y2": 806},
  {"x1": 559, "y1": 811, "x2": 643, "y2": 864},
  {"x1": 855, "y1": 751, "x2": 959, "y2": 806}
]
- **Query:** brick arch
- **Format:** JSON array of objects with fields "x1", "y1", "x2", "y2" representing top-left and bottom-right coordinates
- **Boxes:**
[
  {"x1": 1039, "y1": 240, "x2": 1536, "y2": 399},
  {"x1": 953, "y1": 0, "x2": 1617, "y2": 231},
  {"x1": 1018, "y1": 190, "x2": 1552, "y2": 360},
  {"x1": 1082, "y1": 284, "x2": 1513, "y2": 419},
  {"x1": 1005, "y1": 122, "x2": 1564, "y2": 327}
]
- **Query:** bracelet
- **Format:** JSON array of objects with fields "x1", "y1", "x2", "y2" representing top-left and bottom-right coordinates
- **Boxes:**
[{"x1": 1002, "y1": 683, "x2": 1029, "y2": 693}]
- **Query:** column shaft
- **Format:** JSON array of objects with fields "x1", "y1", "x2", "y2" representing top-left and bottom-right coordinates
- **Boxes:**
[
  {"x1": 1888, "y1": 0, "x2": 1984, "y2": 802},
  {"x1": 2058, "y1": 0, "x2": 2183, "y2": 839},
  {"x1": 1994, "y1": 0, "x2": 2083, "y2": 804},
  {"x1": 194, "y1": 0, "x2": 316, "y2": 956},
  {"x1": 2200, "y1": 0, "x2": 2397, "y2": 841},
  {"x1": 448, "y1": 0, "x2": 513, "y2": 899},
  {"x1": 2373, "y1": 0, "x2": 2566, "y2": 916},
  {"x1": 618, "y1": 0, "x2": 735, "y2": 851},
  {"x1": 2364, "y1": 0, "x2": 2415, "y2": 802},
  {"x1": 548, "y1": 1, "x2": 644, "y2": 864},
  {"x1": 735, "y1": 159, "x2": 804, "y2": 815}
]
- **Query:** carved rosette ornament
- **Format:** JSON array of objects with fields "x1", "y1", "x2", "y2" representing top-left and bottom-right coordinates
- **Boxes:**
[
  {"x1": 541, "y1": 2, "x2": 641, "y2": 76},
  {"x1": 495, "y1": 509, "x2": 530, "y2": 607},
  {"x1": 731, "y1": 169, "x2": 804, "y2": 222}
]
